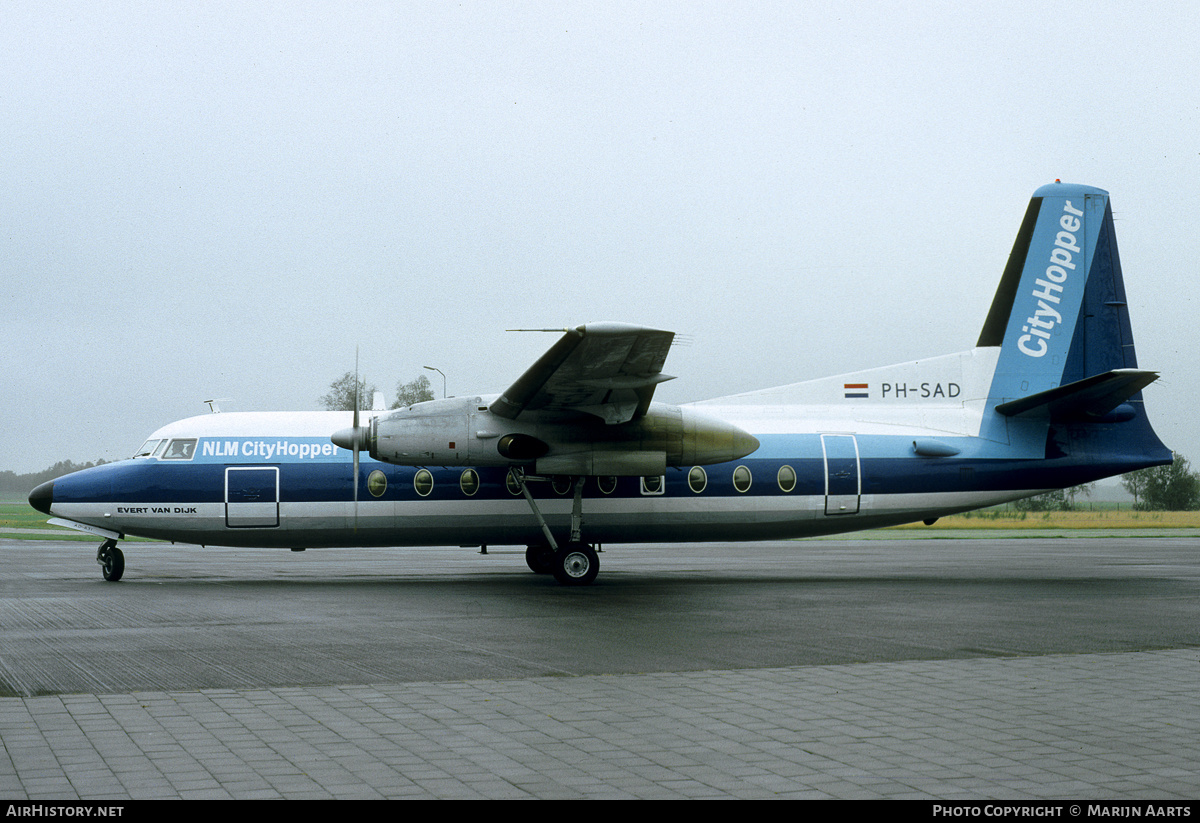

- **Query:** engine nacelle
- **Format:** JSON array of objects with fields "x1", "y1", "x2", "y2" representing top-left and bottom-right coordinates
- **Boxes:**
[
  {"x1": 371, "y1": 397, "x2": 475, "y2": 466},
  {"x1": 358, "y1": 397, "x2": 759, "y2": 474}
]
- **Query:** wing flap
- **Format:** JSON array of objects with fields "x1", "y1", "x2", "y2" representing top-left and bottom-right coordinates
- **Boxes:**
[{"x1": 490, "y1": 323, "x2": 676, "y2": 424}]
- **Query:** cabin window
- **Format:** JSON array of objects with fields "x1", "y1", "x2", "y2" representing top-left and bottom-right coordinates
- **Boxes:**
[
  {"x1": 413, "y1": 469, "x2": 434, "y2": 497},
  {"x1": 688, "y1": 466, "x2": 707, "y2": 493},
  {"x1": 552, "y1": 476, "x2": 574, "y2": 495},
  {"x1": 732, "y1": 465, "x2": 752, "y2": 493},
  {"x1": 597, "y1": 476, "x2": 617, "y2": 495},
  {"x1": 161, "y1": 439, "x2": 197, "y2": 460},
  {"x1": 459, "y1": 469, "x2": 480, "y2": 496},
  {"x1": 506, "y1": 469, "x2": 528, "y2": 496},
  {"x1": 368, "y1": 470, "x2": 387, "y2": 498},
  {"x1": 777, "y1": 465, "x2": 797, "y2": 493},
  {"x1": 641, "y1": 475, "x2": 664, "y2": 495}
]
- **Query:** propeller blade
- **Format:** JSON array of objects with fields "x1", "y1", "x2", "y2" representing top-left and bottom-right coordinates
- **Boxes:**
[{"x1": 353, "y1": 349, "x2": 360, "y2": 533}]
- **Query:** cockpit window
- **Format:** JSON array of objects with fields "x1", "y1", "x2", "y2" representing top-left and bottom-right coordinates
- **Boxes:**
[
  {"x1": 160, "y1": 438, "x2": 198, "y2": 460},
  {"x1": 134, "y1": 439, "x2": 162, "y2": 458}
]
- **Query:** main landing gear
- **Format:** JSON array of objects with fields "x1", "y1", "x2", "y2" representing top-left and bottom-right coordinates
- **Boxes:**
[
  {"x1": 525, "y1": 544, "x2": 555, "y2": 575},
  {"x1": 525, "y1": 541, "x2": 599, "y2": 586},
  {"x1": 513, "y1": 469, "x2": 600, "y2": 586},
  {"x1": 97, "y1": 539, "x2": 125, "y2": 582},
  {"x1": 551, "y1": 542, "x2": 599, "y2": 586}
]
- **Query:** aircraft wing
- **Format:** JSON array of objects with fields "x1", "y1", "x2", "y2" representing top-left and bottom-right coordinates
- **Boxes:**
[{"x1": 490, "y1": 323, "x2": 676, "y2": 424}]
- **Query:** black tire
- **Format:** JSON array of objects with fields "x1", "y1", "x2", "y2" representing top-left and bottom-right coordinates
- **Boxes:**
[
  {"x1": 552, "y1": 543, "x2": 599, "y2": 586},
  {"x1": 525, "y1": 544, "x2": 554, "y2": 574},
  {"x1": 102, "y1": 546, "x2": 125, "y2": 582}
]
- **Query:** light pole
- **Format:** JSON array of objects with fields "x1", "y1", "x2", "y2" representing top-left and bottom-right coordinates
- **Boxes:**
[{"x1": 424, "y1": 366, "x2": 446, "y2": 399}]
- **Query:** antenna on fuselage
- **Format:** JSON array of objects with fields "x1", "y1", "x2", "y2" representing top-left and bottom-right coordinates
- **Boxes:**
[{"x1": 203, "y1": 398, "x2": 231, "y2": 414}]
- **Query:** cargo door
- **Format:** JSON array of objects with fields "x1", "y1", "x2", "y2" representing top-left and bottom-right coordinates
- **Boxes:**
[{"x1": 225, "y1": 467, "x2": 280, "y2": 528}]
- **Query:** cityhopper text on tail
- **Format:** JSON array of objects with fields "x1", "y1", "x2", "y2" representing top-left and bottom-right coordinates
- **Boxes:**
[{"x1": 30, "y1": 183, "x2": 1172, "y2": 585}]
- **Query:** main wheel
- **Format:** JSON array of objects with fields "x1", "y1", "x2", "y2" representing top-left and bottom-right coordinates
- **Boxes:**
[
  {"x1": 552, "y1": 542, "x2": 599, "y2": 586},
  {"x1": 100, "y1": 544, "x2": 125, "y2": 582},
  {"x1": 525, "y1": 544, "x2": 554, "y2": 574}
]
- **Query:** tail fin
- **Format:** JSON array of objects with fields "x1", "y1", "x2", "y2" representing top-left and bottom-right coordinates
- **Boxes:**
[
  {"x1": 979, "y1": 182, "x2": 1170, "y2": 469},
  {"x1": 982, "y1": 183, "x2": 1147, "y2": 404}
]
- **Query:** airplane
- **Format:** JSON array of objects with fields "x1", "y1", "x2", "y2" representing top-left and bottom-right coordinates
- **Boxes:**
[{"x1": 29, "y1": 182, "x2": 1172, "y2": 586}]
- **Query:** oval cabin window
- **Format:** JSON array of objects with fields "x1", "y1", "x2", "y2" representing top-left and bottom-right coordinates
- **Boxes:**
[
  {"x1": 414, "y1": 469, "x2": 434, "y2": 497},
  {"x1": 733, "y1": 465, "x2": 752, "y2": 493},
  {"x1": 368, "y1": 470, "x2": 387, "y2": 498},
  {"x1": 777, "y1": 465, "x2": 796, "y2": 493},
  {"x1": 459, "y1": 469, "x2": 479, "y2": 496}
]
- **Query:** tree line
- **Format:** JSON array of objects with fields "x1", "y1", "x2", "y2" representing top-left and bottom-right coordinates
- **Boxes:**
[
  {"x1": 319, "y1": 372, "x2": 436, "y2": 411},
  {"x1": 1003, "y1": 452, "x2": 1199, "y2": 512},
  {"x1": 1119, "y1": 452, "x2": 1200, "y2": 511},
  {"x1": 0, "y1": 460, "x2": 110, "y2": 498}
]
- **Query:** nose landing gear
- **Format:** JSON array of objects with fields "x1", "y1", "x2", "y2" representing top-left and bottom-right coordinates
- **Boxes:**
[{"x1": 97, "y1": 539, "x2": 125, "y2": 582}]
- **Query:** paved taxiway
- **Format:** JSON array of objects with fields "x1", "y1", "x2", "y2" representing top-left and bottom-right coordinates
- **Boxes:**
[{"x1": 1, "y1": 536, "x2": 1198, "y2": 799}]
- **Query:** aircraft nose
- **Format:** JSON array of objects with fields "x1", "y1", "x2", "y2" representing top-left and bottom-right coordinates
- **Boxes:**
[{"x1": 29, "y1": 480, "x2": 54, "y2": 515}]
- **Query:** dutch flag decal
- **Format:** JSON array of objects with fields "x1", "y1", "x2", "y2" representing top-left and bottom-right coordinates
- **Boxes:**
[{"x1": 844, "y1": 383, "x2": 868, "y2": 399}]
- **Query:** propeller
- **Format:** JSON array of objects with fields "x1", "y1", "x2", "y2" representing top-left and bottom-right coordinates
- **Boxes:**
[
  {"x1": 330, "y1": 349, "x2": 371, "y2": 532},
  {"x1": 352, "y1": 354, "x2": 360, "y2": 532}
]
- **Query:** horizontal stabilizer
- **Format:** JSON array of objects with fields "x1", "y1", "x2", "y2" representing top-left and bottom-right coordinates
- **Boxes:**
[{"x1": 994, "y1": 369, "x2": 1158, "y2": 421}]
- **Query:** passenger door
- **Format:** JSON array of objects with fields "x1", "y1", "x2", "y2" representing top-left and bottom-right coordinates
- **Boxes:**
[{"x1": 821, "y1": 435, "x2": 860, "y2": 516}]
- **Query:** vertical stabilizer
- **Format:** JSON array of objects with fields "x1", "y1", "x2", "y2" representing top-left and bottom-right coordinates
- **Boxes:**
[
  {"x1": 976, "y1": 183, "x2": 1169, "y2": 472},
  {"x1": 984, "y1": 182, "x2": 1118, "y2": 402}
]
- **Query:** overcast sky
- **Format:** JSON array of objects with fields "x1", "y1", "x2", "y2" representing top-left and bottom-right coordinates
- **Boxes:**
[{"x1": 3, "y1": 2, "x2": 1198, "y2": 475}]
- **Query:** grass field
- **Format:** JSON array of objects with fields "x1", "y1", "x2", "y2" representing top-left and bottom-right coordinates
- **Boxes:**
[
  {"x1": 1, "y1": 500, "x2": 57, "y2": 530},
  {"x1": 0, "y1": 500, "x2": 96, "y2": 540},
  {"x1": 0, "y1": 500, "x2": 157, "y2": 541},
  {"x1": 889, "y1": 508, "x2": 1200, "y2": 530}
]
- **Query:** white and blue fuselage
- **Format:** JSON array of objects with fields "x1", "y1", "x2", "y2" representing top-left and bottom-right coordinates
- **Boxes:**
[
  {"x1": 36, "y1": 346, "x2": 1164, "y2": 550},
  {"x1": 29, "y1": 184, "x2": 1172, "y2": 581}
]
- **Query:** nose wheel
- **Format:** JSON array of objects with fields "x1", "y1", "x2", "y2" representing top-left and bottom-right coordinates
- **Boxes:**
[{"x1": 96, "y1": 539, "x2": 125, "y2": 582}]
